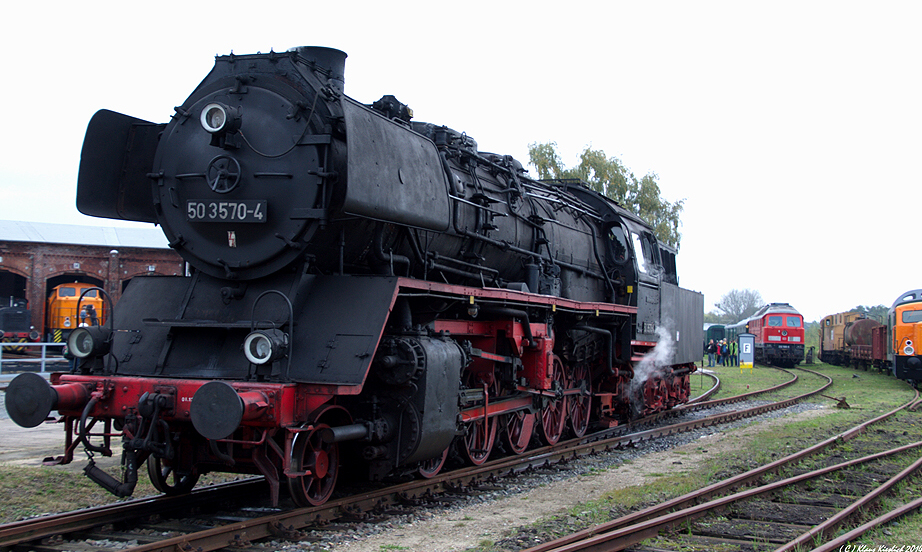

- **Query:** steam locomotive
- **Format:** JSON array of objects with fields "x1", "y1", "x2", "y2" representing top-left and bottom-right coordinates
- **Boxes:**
[{"x1": 5, "y1": 47, "x2": 702, "y2": 506}]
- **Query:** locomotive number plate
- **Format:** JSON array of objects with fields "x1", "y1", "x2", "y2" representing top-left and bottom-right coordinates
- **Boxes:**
[{"x1": 187, "y1": 200, "x2": 267, "y2": 223}]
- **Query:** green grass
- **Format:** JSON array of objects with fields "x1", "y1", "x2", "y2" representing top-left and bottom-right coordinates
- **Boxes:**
[
  {"x1": 853, "y1": 478, "x2": 922, "y2": 544},
  {"x1": 0, "y1": 462, "x2": 159, "y2": 522},
  {"x1": 697, "y1": 361, "x2": 797, "y2": 399},
  {"x1": 0, "y1": 460, "x2": 236, "y2": 523},
  {"x1": 707, "y1": 361, "x2": 912, "y2": 412}
]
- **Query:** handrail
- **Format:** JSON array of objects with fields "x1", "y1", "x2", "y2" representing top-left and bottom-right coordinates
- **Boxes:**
[{"x1": 0, "y1": 342, "x2": 67, "y2": 374}]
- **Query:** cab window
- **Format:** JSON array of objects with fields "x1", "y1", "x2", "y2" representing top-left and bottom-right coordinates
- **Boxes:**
[
  {"x1": 607, "y1": 225, "x2": 628, "y2": 263},
  {"x1": 631, "y1": 232, "x2": 658, "y2": 275},
  {"x1": 59, "y1": 287, "x2": 76, "y2": 297},
  {"x1": 659, "y1": 247, "x2": 678, "y2": 285},
  {"x1": 631, "y1": 232, "x2": 649, "y2": 274},
  {"x1": 768, "y1": 316, "x2": 783, "y2": 327},
  {"x1": 786, "y1": 316, "x2": 801, "y2": 327},
  {"x1": 902, "y1": 310, "x2": 922, "y2": 323}
]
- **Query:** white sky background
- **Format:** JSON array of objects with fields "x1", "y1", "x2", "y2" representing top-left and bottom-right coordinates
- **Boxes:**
[{"x1": 1, "y1": 1, "x2": 918, "y2": 322}]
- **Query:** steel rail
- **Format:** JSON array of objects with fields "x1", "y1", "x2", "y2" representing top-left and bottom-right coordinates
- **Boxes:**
[
  {"x1": 0, "y1": 376, "x2": 748, "y2": 547},
  {"x1": 776, "y1": 452, "x2": 922, "y2": 551},
  {"x1": 582, "y1": 366, "x2": 822, "y2": 448},
  {"x1": 0, "y1": 367, "x2": 831, "y2": 551},
  {"x1": 539, "y1": 441, "x2": 922, "y2": 552},
  {"x1": 522, "y1": 384, "x2": 920, "y2": 552},
  {"x1": 684, "y1": 370, "x2": 719, "y2": 404},
  {"x1": 679, "y1": 366, "x2": 798, "y2": 412},
  {"x1": 0, "y1": 478, "x2": 265, "y2": 548},
  {"x1": 908, "y1": 394, "x2": 922, "y2": 411},
  {"x1": 810, "y1": 494, "x2": 922, "y2": 552}
]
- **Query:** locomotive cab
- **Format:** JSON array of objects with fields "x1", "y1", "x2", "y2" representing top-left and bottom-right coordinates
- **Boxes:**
[
  {"x1": 888, "y1": 289, "x2": 922, "y2": 383},
  {"x1": 604, "y1": 222, "x2": 635, "y2": 305}
]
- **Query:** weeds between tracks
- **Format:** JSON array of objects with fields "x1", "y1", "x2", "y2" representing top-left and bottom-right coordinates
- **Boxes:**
[
  {"x1": 3, "y1": 363, "x2": 918, "y2": 548},
  {"x1": 482, "y1": 363, "x2": 920, "y2": 551}
]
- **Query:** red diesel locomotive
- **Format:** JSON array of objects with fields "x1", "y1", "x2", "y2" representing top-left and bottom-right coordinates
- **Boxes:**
[{"x1": 726, "y1": 303, "x2": 805, "y2": 367}]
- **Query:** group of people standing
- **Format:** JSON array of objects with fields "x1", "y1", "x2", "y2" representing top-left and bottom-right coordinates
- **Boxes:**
[{"x1": 706, "y1": 339, "x2": 738, "y2": 367}]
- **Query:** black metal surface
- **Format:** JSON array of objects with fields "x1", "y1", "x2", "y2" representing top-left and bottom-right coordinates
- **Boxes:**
[
  {"x1": 287, "y1": 275, "x2": 399, "y2": 384},
  {"x1": 0, "y1": 304, "x2": 31, "y2": 335},
  {"x1": 342, "y1": 97, "x2": 451, "y2": 231},
  {"x1": 662, "y1": 282, "x2": 705, "y2": 365},
  {"x1": 76, "y1": 109, "x2": 162, "y2": 223},
  {"x1": 148, "y1": 51, "x2": 342, "y2": 280},
  {"x1": 4, "y1": 372, "x2": 55, "y2": 427},
  {"x1": 395, "y1": 336, "x2": 465, "y2": 464},
  {"x1": 109, "y1": 273, "x2": 398, "y2": 385},
  {"x1": 110, "y1": 274, "x2": 285, "y2": 379},
  {"x1": 191, "y1": 381, "x2": 244, "y2": 440}
]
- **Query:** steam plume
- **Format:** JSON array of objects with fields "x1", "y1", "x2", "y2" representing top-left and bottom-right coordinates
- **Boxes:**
[{"x1": 631, "y1": 322, "x2": 676, "y2": 392}]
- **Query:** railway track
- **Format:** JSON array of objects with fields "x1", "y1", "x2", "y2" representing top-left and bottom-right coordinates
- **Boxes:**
[
  {"x1": 518, "y1": 382, "x2": 922, "y2": 552},
  {"x1": 0, "y1": 368, "x2": 826, "y2": 552}
]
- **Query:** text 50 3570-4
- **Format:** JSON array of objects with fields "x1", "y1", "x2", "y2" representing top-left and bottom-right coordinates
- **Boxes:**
[{"x1": 187, "y1": 200, "x2": 267, "y2": 223}]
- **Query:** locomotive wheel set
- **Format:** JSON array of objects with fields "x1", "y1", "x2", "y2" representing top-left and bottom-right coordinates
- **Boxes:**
[{"x1": 4, "y1": 47, "x2": 702, "y2": 507}]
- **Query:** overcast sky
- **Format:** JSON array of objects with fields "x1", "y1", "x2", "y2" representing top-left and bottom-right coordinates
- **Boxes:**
[{"x1": 1, "y1": 1, "x2": 918, "y2": 322}]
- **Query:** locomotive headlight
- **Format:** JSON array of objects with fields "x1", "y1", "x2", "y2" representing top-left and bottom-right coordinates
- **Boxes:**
[
  {"x1": 904, "y1": 340, "x2": 914, "y2": 356},
  {"x1": 67, "y1": 326, "x2": 112, "y2": 358},
  {"x1": 201, "y1": 103, "x2": 240, "y2": 135},
  {"x1": 201, "y1": 103, "x2": 227, "y2": 133},
  {"x1": 244, "y1": 329, "x2": 289, "y2": 365}
]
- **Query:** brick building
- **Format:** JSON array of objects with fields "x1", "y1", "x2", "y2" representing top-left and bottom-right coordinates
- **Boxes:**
[{"x1": 0, "y1": 220, "x2": 183, "y2": 337}]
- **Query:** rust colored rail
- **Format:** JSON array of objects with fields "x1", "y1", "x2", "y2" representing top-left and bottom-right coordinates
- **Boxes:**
[
  {"x1": 522, "y1": 384, "x2": 920, "y2": 552},
  {"x1": 0, "y1": 479, "x2": 265, "y2": 549},
  {"x1": 587, "y1": 366, "x2": 800, "y2": 443},
  {"x1": 538, "y1": 442, "x2": 922, "y2": 552},
  {"x1": 0, "y1": 367, "x2": 829, "y2": 552},
  {"x1": 776, "y1": 452, "x2": 922, "y2": 551},
  {"x1": 680, "y1": 365, "x2": 799, "y2": 411},
  {"x1": 684, "y1": 370, "x2": 719, "y2": 404},
  {"x1": 812, "y1": 494, "x2": 922, "y2": 552}
]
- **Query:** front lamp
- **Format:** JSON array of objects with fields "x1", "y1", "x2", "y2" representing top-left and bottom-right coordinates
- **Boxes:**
[
  {"x1": 244, "y1": 329, "x2": 289, "y2": 365},
  {"x1": 201, "y1": 102, "x2": 240, "y2": 135},
  {"x1": 904, "y1": 340, "x2": 914, "y2": 356},
  {"x1": 67, "y1": 326, "x2": 112, "y2": 359}
]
